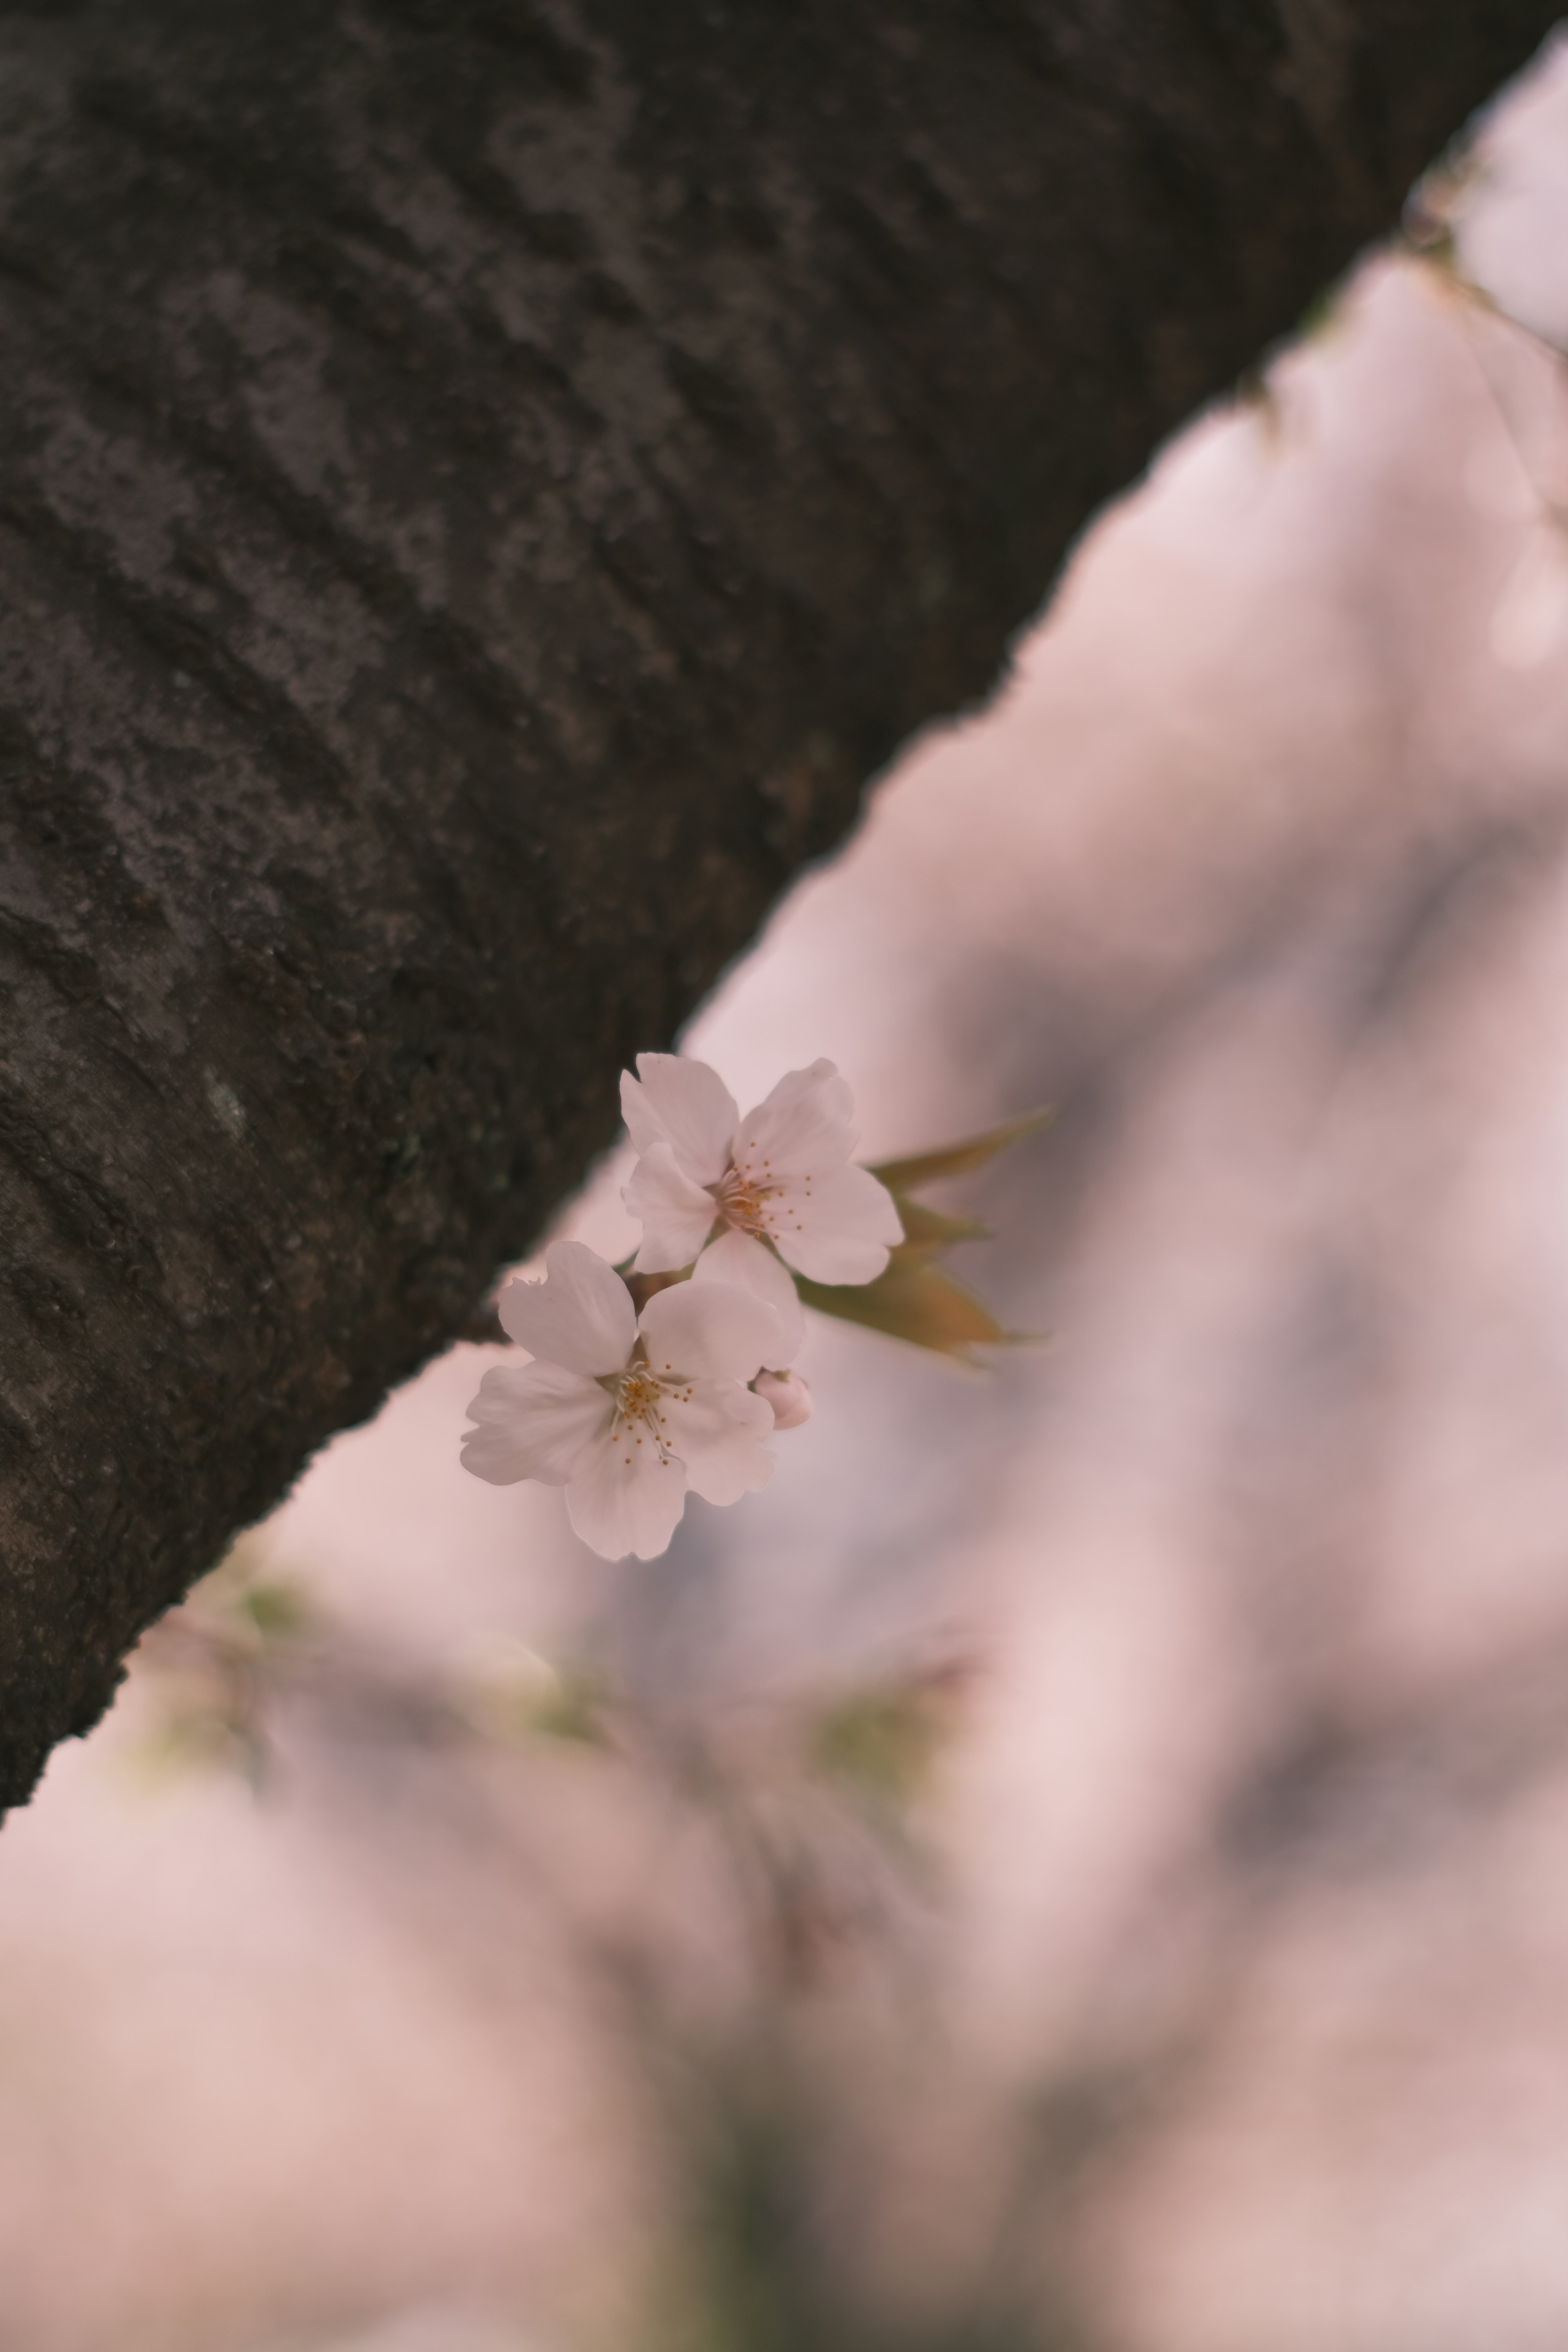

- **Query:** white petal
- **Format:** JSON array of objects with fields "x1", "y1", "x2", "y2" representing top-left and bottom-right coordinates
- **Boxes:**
[
  {"x1": 566, "y1": 1432, "x2": 689, "y2": 1560},
  {"x1": 693, "y1": 1226, "x2": 805, "y2": 1363},
  {"x1": 660, "y1": 1377, "x2": 775, "y2": 1506},
  {"x1": 625, "y1": 1141, "x2": 719, "y2": 1272},
  {"x1": 769, "y1": 1162, "x2": 903, "y2": 1284},
  {"x1": 498, "y1": 1239, "x2": 637, "y2": 1375},
  {"x1": 639, "y1": 1276, "x2": 783, "y2": 1383},
  {"x1": 460, "y1": 1360, "x2": 613, "y2": 1486},
  {"x1": 620, "y1": 1054, "x2": 738, "y2": 1185},
  {"x1": 755, "y1": 1368, "x2": 812, "y2": 1430},
  {"x1": 733, "y1": 1058, "x2": 856, "y2": 1181}
]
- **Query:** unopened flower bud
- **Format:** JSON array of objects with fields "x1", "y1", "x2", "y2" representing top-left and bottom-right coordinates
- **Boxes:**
[{"x1": 755, "y1": 1367, "x2": 812, "y2": 1430}]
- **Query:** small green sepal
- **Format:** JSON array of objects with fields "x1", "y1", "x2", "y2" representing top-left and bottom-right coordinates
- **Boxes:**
[{"x1": 867, "y1": 1106, "x2": 1052, "y2": 1193}]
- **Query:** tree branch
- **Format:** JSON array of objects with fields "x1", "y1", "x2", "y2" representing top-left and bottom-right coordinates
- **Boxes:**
[{"x1": 0, "y1": 0, "x2": 1558, "y2": 1806}]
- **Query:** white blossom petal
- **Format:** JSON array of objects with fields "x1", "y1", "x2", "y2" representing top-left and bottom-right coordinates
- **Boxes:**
[
  {"x1": 639, "y1": 1276, "x2": 782, "y2": 1383},
  {"x1": 625, "y1": 1141, "x2": 718, "y2": 1272},
  {"x1": 461, "y1": 1359, "x2": 613, "y2": 1486},
  {"x1": 692, "y1": 1226, "x2": 805, "y2": 1362},
  {"x1": 659, "y1": 1377, "x2": 776, "y2": 1505},
  {"x1": 733, "y1": 1057, "x2": 857, "y2": 1181},
  {"x1": 566, "y1": 1435, "x2": 689, "y2": 1560},
  {"x1": 768, "y1": 1161, "x2": 903, "y2": 1284},
  {"x1": 498, "y1": 1239, "x2": 637, "y2": 1375},
  {"x1": 621, "y1": 1054, "x2": 738, "y2": 1186}
]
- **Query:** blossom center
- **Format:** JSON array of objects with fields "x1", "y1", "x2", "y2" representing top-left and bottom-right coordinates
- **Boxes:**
[
  {"x1": 602, "y1": 1359, "x2": 696, "y2": 1470},
  {"x1": 615, "y1": 1372, "x2": 663, "y2": 1423},
  {"x1": 713, "y1": 1158, "x2": 788, "y2": 1240}
]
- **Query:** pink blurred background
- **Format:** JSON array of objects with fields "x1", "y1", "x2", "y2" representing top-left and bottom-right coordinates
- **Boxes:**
[{"x1": 7, "y1": 35, "x2": 1568, "y2": 2351}]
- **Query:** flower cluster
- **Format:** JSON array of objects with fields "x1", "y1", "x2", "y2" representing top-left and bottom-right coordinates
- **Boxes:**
[{"x1": 463, "y1": 1056, "x2": 903, "y2": 1560}]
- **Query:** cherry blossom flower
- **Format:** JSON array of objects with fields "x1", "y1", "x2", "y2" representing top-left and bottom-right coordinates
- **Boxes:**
[
  {"x1": 462, "y1": 1240, "x2": 787, "y2": 1561},
  {"x1": 620, "y1": 1055, "x2": 902, "y2": 1346}
]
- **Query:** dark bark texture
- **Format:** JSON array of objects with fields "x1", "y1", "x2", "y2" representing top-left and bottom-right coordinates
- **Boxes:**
[{"x1": 0, "y1": 0, "x2": 1559, "y2": 1809}]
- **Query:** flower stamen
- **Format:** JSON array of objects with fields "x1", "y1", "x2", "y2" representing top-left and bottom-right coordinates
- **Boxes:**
[
  {"x1": 607, "y1": 1365, "x2": 694, "y2": 1468},
  {"x1": 714, "y1": 1164, "x2": 778, "y2": 1240}
]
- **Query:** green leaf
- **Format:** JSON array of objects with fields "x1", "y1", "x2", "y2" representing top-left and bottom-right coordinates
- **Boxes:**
[
  {"x1": 867, "y1": 1106, "x2": 1051, "y2": 1193},
  {"x1": 796, "y1": 1261, "x2": 1018, "y2": 1360},
  {"x1": 886, "y1": 1195, "x2": 989, "y2": 1262},
  {"x1": 527, "y1": 1670, "x2": 608, "y2": 1748},
  {"x1": 236, "y1": 1579, "x2": 312, "y2": 1642},
  {"x1": 454, "y1": 1640, "x2": 609, "y2": 1749},
  {"x1": 810, "y1": 1683, "x2": 942, "y2": 1807}
]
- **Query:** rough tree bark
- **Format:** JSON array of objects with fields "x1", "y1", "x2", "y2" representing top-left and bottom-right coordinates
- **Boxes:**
[{"x1": 0, "y1": 0, "x2": 1558, "y2": 1809}]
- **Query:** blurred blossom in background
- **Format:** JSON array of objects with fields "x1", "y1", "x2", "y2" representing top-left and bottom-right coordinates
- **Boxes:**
[{"x1": 9, "y1": 38, "x2": 1568, "y2": 2352}]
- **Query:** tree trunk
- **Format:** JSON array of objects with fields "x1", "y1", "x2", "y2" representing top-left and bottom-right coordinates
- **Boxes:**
[{"x1": 0, "y1": 0, "x2": 1557, "y2": 1809}]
